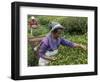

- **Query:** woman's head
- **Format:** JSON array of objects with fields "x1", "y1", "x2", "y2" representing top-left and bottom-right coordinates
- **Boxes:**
[
  {"x1": 49, "y1": 22, "x2": 64, "y2": 39},
  {"x1": 52, "y1": 28, "x2": 64, "y2": 39}
]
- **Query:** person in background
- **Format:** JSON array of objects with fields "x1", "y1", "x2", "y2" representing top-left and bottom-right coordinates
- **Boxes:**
[
  {"x1": 28, "y1": 16, "x2": 39, "y2": 35},
  {"x1": 37, "y1": 22, "x2": 86, "y2": 66}
]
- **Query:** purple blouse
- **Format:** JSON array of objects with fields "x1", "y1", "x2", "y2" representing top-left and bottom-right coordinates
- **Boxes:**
[{"x1": 38, "y1": 34, "x2": 75, "y2": 59}]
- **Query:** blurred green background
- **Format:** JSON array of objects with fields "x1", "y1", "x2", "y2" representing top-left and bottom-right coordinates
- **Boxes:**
[{"x1": 28, "y1": 15, "x2": 88, "y2": 66}]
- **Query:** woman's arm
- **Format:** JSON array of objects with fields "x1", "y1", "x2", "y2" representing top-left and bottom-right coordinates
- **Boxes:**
[
  {"x1": 39, "y1": 42, "x2": 56, "y2": 61},
  {"x1": 60, "y1": 38, "x2": 75, "y2": 48},
  {"x1": 73, "y1": 43, "x2": 87, "y2": 50},
  {"x1": 60, "y1": 38, "x2": 86, "y2": 50},
  {"x1": 42, "y1": 55, "x2": 56, "y2": 61}
]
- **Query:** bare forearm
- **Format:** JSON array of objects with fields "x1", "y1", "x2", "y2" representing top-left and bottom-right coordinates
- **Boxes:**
[{"x1": 74, "y1": 43, "x2": 81, "y2": 48}]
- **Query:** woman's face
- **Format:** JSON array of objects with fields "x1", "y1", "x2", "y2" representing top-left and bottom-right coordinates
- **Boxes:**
[{"x1": 53, "y1": 29, "x2": 63, "y2": 39}]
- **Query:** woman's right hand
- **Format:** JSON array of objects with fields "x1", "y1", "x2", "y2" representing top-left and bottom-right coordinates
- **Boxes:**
[{"x1": 51, "y1": 57, "x2": 57, "y2": 61}]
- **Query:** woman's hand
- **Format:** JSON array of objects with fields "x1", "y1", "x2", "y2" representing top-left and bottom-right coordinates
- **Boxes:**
[
  {"x1": 43, "y1": 55, "x2": 57, "y2": 61},
  {"x1": 51, "y1": 56, "x2": 57, "y2": 61},
  {"x1": 80, "y1": 44, "x2": 87, "y2": 51},
  {"x1": 74, "y1": 43, "x2": 87, "y2": 51}
]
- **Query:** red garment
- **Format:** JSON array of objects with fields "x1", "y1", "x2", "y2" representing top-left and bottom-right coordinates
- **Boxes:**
[{"x1": 28, "y1": 19, "x2": 38, "y2": 28}]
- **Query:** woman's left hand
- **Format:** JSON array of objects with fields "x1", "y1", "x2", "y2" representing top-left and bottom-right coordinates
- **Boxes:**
[
  {"x1": 74, "y1": 43, "x2": 87, "y2": 51},
  {"x1": 80, "y1": 45, "x2": 87, "y2": 51}
]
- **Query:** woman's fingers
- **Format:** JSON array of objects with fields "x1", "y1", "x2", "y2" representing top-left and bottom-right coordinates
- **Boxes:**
[
  {"x1": 51, "y1": 57, "x2": 57, "y2": 61},
  {"x1": 81, "y1": 45, "x2": 87, "y2": 51}
]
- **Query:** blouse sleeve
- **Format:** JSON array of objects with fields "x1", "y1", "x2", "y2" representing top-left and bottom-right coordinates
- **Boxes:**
[
  {"x1": 60, "y1": 38, "x2": 75, "y2": 48},
  {"x1": 38, "y1": 42, "x2": 48, "y2": 59}
]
